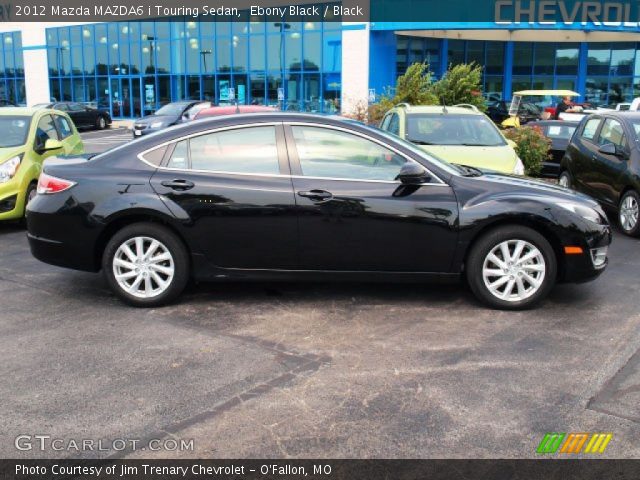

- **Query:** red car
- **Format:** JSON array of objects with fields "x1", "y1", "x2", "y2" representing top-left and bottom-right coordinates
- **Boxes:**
[{"x1": 194, "y1": 105, "x2": 277, "y2": 119}]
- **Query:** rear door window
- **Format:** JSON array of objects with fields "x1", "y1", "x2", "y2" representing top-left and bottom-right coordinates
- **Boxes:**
[{"x1": 189, "y1": 126, "x2": 280, "y2": 174}]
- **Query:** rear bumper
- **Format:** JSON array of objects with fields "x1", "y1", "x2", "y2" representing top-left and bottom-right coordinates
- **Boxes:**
[
  {"x1": 26, "y1": 201, "x2": 100, "y2": 271},
  {"x1": 27, "y1": 230, "x2": 98, "y2": 272}
]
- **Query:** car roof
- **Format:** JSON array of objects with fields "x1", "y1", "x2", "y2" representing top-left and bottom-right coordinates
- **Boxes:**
[
  {"x1": 590, "y1": 111, "x2": 640, "y2": 121},
  {"x1": 533, "y1": 120, "x2": 579, "y2": 126},
  {"x1": 394, "y1": 105, "x2": 483, "y2": 115},
  {"x1": 0, "y1": 107, "x2": 47, "y2": 116}
]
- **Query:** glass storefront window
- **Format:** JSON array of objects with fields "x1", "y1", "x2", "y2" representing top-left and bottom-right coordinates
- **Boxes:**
[
  {"x1": 448, "y1": 40, "x2": 465, "y2": 66},
  {"x1": 611, "y1": 43, "x2": 635, "y2": 76},
  {"x1": 586, "y1": 77, "x2": 609, "y2": 106},
  {"x1": 588, "y1": 43, "x2": 611, "y2": 76},
  {"x1": 250, "y1": 36, "x2": 266, "y2": 71},
  {"x1": 513, "y1": 43, "x2": 533, "y2": 75},
  {"x1": 46, "y1": 12, "x2": 339, "y2": 117},
  {"x1": 485, "y1": 42, "x2": 504, "y2": 75},
  {"x1": 233, "y1": 35, "x2": 248, "y2": 72},
  {"x1": 285, "y1": 32, "x2": 302, "y2": 71},
  {"x1": 556, "y1": 44, "x2": 579, "y2": 75},
  {"x1": 534, "y1": 44, "x2": 554, "y2": 75},
  {"x1": 466, "y1": 41, "x2": 484, "y2": 66}
]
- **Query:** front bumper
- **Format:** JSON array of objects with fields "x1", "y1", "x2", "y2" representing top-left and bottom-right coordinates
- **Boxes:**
[
  {"x1": 132, "y1": 126, "x2": 162, "y2": 137},
  {"x1": 0, "y1": 180, "x2": 25, "y2": 220},
  {"x1": 558, "y1": 223, "x2": 611, "y2": 283}
]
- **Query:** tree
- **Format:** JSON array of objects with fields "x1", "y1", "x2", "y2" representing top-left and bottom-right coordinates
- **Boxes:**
[
  {"x1": 368, "y1": 62, "x2": 438, "y2": 123},
  {"x1": 430, "y1": 63, "x2": 486, "y2": 111}
]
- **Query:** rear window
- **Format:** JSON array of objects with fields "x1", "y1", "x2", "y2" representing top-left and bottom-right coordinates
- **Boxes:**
[{"x1": 546, "y1": 124, "x2": 576, "y2": 140}]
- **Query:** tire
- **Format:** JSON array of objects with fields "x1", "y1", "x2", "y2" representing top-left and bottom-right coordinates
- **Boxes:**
[
  {"x1": 466, "y1": 225, "x2": 557, "y2": 310},
  {"x1": 96, "y1": 116, "x2": 107, "y2": 130},
  {"x1": 102, "y1": 223, "x2": 189, "y2": 307},
  {"x1": 24, "y1": 182, "x2": 37, "y2": 212},
  {"x1": 618, "y1": 190, "x2": 640, "y2": 237},
  {"x1": 558, "y1": 170, "x2": 572, "y2": 189}
]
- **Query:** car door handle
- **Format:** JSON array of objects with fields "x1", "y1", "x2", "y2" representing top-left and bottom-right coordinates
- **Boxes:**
[
  {"x1": 161, "y1": 179, "x2": 195, "y2": 191},
  {"x1": 297, "y1": 189, "x2": 333, "y2": 202}
]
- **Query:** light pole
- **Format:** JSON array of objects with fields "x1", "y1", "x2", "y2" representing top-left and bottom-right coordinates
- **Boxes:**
[
  {"x1": 147, "y1": 36, "x2": 156, "y2": 72},
  {"x1": 273, "y1": 22, "x2": 290, "y2": 109},
  {"x1": 200, "y1": 49, "x2": 212, "y2": 73}
]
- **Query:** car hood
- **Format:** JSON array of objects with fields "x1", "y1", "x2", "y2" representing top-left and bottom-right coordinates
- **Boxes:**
[
  {"x1": 475, "y1": 172, "x2": 601, "y2": 208},
  {"x1": 134, "y1": 115, "x2": 176, "y2": 126},
  {"x1": 417, "y1": 144, "x2": 517, "y2": 174},
  {"x1": 0, "y1": 147, "x2": 26, "y2": 163}
]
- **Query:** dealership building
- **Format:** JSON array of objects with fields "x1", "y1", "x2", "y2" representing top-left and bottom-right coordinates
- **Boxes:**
[{"x1": 0, "y1": 2, "x2": 639, "y2": 118}]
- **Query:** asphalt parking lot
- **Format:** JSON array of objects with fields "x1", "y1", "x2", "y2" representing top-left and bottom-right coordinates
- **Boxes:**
[{"x1": 1, "y1": 128, "x2": 639, "y2": 459}]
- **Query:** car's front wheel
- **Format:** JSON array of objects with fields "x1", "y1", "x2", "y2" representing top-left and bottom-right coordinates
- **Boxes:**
[
  {"x1": 103, "y1": 223, "x2": 189, "y2": 307},
  {"x1": 619, "y1": 190, "x2": 640, "y2": 237},
  {"x1": 96, "y1": 116, "x2": 107, "y2": 130},
  {"x1": 466, "y1": 225, "x2": 557, "y2": 310}
]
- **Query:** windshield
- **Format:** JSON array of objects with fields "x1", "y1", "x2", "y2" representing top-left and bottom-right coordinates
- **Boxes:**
[
  {"x1": 154, "y1": 103, "x2": 187, "y2": 116},
  {"x1": 406, "y1": 114, "x2": 507, "y2": 147},
  {"x1": 0, "y1": 116, "x2": 31, "y2": 147}
]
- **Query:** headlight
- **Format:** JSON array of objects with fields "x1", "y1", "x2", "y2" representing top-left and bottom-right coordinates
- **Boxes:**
[
  {"x1": 0, "y1": 155, "x2": 22, "y2": 183},
  {"x1": 150, "y1": 122, "x2": 164, "y2": 129},
  {"x1": 513, "y1": 157, "x2": 525, "y2": 176},
  {"x1": 557, "y1": 202, "x2": 602, "y2": 224}
]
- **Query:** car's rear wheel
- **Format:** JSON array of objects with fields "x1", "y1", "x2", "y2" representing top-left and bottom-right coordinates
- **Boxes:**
[
  {"x1": 102, "y1": 223, "x2": 189, "y2": 307},
  {"x1": 619, "y1": 190, "x2": 640, "y2": 237},
  {"x1": 466, "y1": 225, "x2": 557, "y2": 310},
  {"x1": 96, "y1": 116, "x2": 107, "y2": 130},
  {"x1": 558, "y1": 171, "x2": 572, "y2": 189}
]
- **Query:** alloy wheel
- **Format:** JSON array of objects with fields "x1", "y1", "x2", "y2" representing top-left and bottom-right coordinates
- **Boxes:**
[
  {"x1": 112, "y1": 236, "x2": 175, "y2": 299},
  {"x1": 482, "y1": 239, "x2": 546, "y2": 302},
  {"x1": 620, "y1": 194, "x2": 639, "y2": 232}
]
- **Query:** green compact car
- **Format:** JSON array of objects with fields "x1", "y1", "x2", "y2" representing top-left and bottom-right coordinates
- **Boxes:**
[
  {"x1": 0, "y1": 108, "x2": 84, "y2": 221},
  {"x1": 379, "y1": 104, "x2": 525, "y2": 175}
]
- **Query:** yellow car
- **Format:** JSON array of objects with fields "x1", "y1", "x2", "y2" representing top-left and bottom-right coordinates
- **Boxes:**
[
  {"x1": 0, "y1": 108, "x2": 84, "y2": 221},
  {"x1": 379, "y1": 104, "x2": 524, "y2": 175}
]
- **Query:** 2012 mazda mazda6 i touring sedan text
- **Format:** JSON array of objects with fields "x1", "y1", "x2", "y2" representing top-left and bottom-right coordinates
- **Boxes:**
[{"x1": 26, "y1": 113, "x2": 611, "y2": 309}]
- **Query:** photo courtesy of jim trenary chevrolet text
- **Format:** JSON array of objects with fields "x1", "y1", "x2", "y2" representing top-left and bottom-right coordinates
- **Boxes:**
[{"x1": 0, "y1": 0, "x2": 639, "y2": 478}]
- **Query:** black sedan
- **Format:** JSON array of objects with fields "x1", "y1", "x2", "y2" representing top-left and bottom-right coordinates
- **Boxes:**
[
  {"x1": 27, "y1": 113, "x2": 611, "y2": 309},
  {"x1": 534, "y1": 120, "x2": 579, "y2": 177},
  {"x1": 34, "y1": 102, "x2": 112, "y2": 130},
  {"x1": 560, "y1": 112, "x2": 640, "y2": 236},
  {"x1": 132, "y1": 101, "x2": 206, "y2": 137}
]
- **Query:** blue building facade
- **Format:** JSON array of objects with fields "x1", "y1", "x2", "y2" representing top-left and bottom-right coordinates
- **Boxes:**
[
  {"x1": 0, "y1": 31, "x2": 25, "y2": 105},
  {"x1": 46, "y1": 17, "x2": 342, "y2": 118}
]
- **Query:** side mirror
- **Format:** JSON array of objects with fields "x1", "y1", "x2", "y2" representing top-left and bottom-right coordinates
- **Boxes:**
[
  {"x1": 396, "y1": 162, "x2": 431, "y2": 185},
  {"x1": 598, "y1": 143, "x2": 623, "y2": 157},
  {"x1": 42, "y1": 138, "x2": 63, "y2": 152}
]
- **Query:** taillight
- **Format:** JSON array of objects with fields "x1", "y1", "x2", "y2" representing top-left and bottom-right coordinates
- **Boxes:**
[{"x1": 37, "y1": 173, "x2": 76, "y2": 195}]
